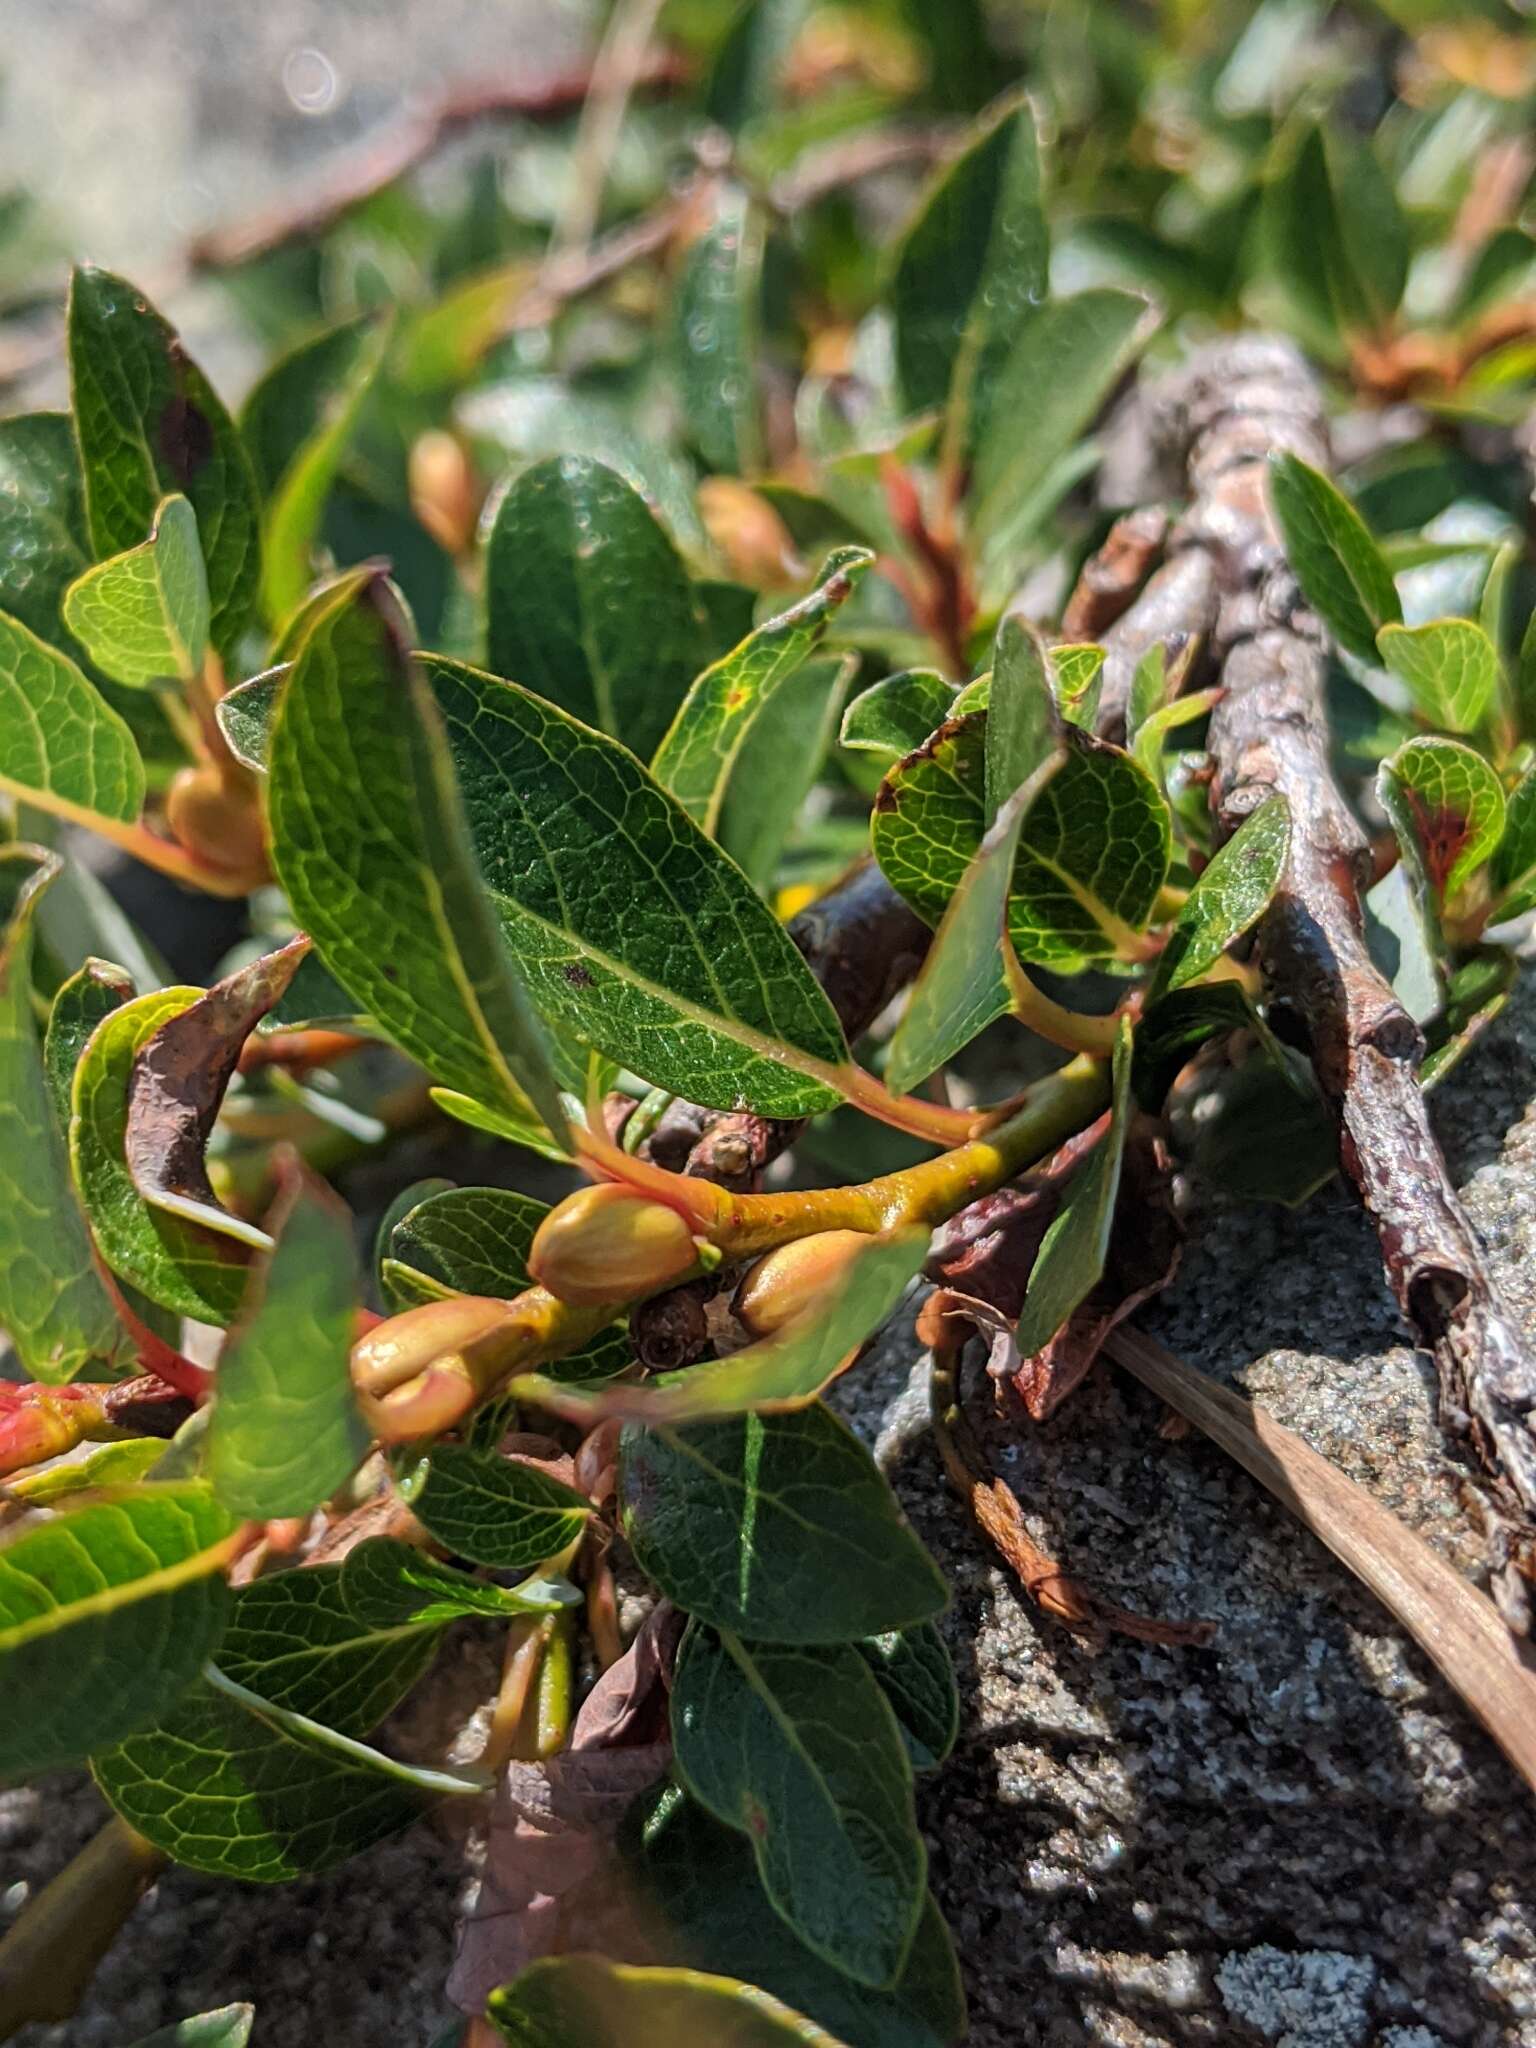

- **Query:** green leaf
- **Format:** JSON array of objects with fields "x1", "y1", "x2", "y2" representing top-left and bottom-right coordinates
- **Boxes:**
[
  {"x1": 968, "y1": 291, "x2": 1152, "y2": 567},
  {"x1": 0, "y1": 610, "x2": 145, "y2": 828},
  {"x1": 840, "y1": 670, "x2": 954, "y2": 759},
  {"x1": 1050, "y1": 643, "x2": 1106, "y2": 732},
  {"x1": 873, "y1": 715, "x2": 1170, "y2": 971},
  {"x1": 1376, "y1": 618, "x2": 1500, "y2": 735},
  {"x1": 0, "y1": 850, "x2": 131, "y2": 1381},
  {"x1": 1422, "y1": 948, "x2": 1516, "y2": 1087},
  {"x1": 126, "y1": 2006, "x2": 254, "y2": 2048},
  {"x1": 394, "y1": 1444, "x2": 593, "y2": 1570},
  {"x1": 0, "y1": 1483, "x2": 234, "y2": 1781},
  {"x1": 485, "y1": 455, "x2": 706, "y2": 761},
  {"x1": 890, "y1": 94, "x2": 1046, "y2": 422},
  {"x1": 339, "y1": 1535, "x2": 575, "y2": 1629},
  {"x1": 93, "y1": 1668, "x2": 460, "y2": 1880},
  {"x1": 489, "y1": 1956, "x2": 849, "y2": 2047},
  {"x1": 985, "y1": 619, "x2": 1056, "y2": 822},
  {"x1": 207, "y1": 1169, "x2": 366, "y2": 1520},
  {"x1": 1126, "y1": 644, "x2": 1168, "y2": 744},
  {"x1": 1493, "y1": 767, "x2": 1536, "y2": 922},
  {"x1": 1264, "y1": 121, "x2": 1406, "y2": 349},
  {"x1": 1378, "y1": 736, "x2": 1506, "y2": 914},
  {"x1": 652, "y1": 548, "x2": 872, "y2": 835},
  {"x1": 265, "y1": 573, "x2": 571, "y2": 1147},
  {"x1": 43, "y1": 955, "x2": 134, "y2": 1128},
  {"x1": 7, "y1": 1436, "x2": 166, "y2": 1504},
  {"x1": 855, "y1": 1623, "x2": 958, "y2": 1772},
  {"x1": 1517, "y1": 604, "x2": 1536, "y2": 742},
  {"x1": 255, "y1": 317, "x2": 390, "y2": 624},
  {"x1": 61, "y1": 492, "x2": 209, "y2": 687},
  {"x1": 1131, "y1": 687, "x2": 1220, "y2": 785},
  {"x1": 70, "y1": 985, "x2": 252, "y2": 1323},
  {"x1": 1268, "y1": 452, "x2": 1400, "y2": 664},
  {"x1": 0, "y1": 412, "x2": 95, "y2": 647},
  {"x1": 718, "y1": 653, "x2": 854, "y2": 889},
  {"x1": 1149, "y1": 794, "x2": 1291, "y2": 1000},
  {"x1": 627, "y1": 1790, "x2": 964, "y2": 2048},
  {"x1": 68, "y1": 265, "x2": 261, "y2": 668},
  {"x1": 213, "y1": 663, "x2": 285, "y2": 771},
  {"x1": 419, "y1": 653, "x2": 852, "y2": 1115},
  {"x1": 671, "y1": 189, "x2": 766, "y2": 475},
  {"x1": 517, "y1": 1229, "x2": 926, "y2": 1427},
  {"x1": 619, "y1": 1405, "x2": 948, "y2": 1644},
  {"x1": 1013, "y1": 1019, "x2": 1133, "y2": 1358},
  {"x1": 1131, "y1": 980, "x2": 1276, "y2": 1112},
  {"x1": 884, "y1": 753, "x2": 1061, "y2": 1092},
  {"x1": 672, "y1": 1627, "x2": 925, "y2": 1988}
]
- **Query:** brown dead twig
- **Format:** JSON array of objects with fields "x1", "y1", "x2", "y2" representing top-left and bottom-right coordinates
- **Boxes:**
[
  {"x1": 1107, "y1": 333, "x2": 1536, "y2": 1630},
  {"x1": 1108, "y1": 1325, "x2": 1536, "y2": 1800}
]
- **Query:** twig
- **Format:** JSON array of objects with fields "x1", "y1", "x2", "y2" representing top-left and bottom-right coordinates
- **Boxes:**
[
  {"x1": 549, "y1": 0, "x2": 670, "y2": 267},
  {"x1": 1134, "y1": 333, "x2": 1536, "y2": 1630},
  {"x1": 919, "y1": 1291, "x2": 1214, "y2": 1648},
  {"x1": 189, "y1": 57, "x2": 689, "y2": 273},
  {"x1": 1108, "y1": 1325, "x2": 1536, "y2": 1800}
]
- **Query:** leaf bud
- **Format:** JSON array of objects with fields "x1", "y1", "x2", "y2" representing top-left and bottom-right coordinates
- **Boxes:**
[
  {"x1": 350, "y1": 1294, "x2": 519, "y2": 1399},
  {"x1": 409, "y1": 429, "x2": 479, "y2": 556},
  {"x1": 732, "y1": 1229, "x2": 868, "y2": 1339},
  {"x1": 528, "y1": 1182, "x2": 702, "y2": 1306},
  {"x1": 166, "y1": 764, "x2": 267, "y2": 875}
]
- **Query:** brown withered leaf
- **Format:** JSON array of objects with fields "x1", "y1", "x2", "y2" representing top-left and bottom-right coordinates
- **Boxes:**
[
  {"x1": 449, "y1": 1604, "x2": 684, "y2": 2015},
  {"x1": 924, "y1": 1119, "x2": 1104, "y2": 1319},
  {"x1": 125, "y1": 935, "x2": 311, "y2": 1245}
]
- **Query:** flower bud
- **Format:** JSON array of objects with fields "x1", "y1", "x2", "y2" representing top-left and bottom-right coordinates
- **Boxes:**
[
  {"x1": 733, "y1": 1229, "x2": 868, "y2": 1339},
  {"x1": 350, "y1": 1294, "x2": 519, "y2": 1399},
  {"x1": 528, "y1": 1183, "x2": 702, "y2": 1306},
  {"x1": 166, "y1": 764, "x2": 267, "y2": 875}
]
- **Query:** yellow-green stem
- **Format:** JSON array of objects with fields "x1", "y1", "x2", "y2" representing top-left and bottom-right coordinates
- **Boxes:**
[{"x1": 1003, "y1": 950, "x2": 1123, "y2": 1056}]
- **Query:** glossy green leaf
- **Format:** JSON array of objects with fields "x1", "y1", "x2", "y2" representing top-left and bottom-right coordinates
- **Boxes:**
[
  {"x1": 985, "y1": 619, "x2": 1056, "y2": 822},
  {"x1": 628, "y1": 1789, "x2": 964, "y2": 2048},
  {"x1": 68, "y1": 265, "x2": 261, "y2": 668},
  {"x1": 856, "y1": 1622, "x2": 958, "y2": 1773},
  {"x1": 1013, "y1": 1019, "x2": 1133, "y2": 1358},
  {"x1": 1517, "y1": 604, "x2": 1536, "y2": 743},
  {"x1": 1126, "y1": 643, "x2": 1168, "y2": 744},
  {"x1": 0, "y1": 1483, "x2": 234, "y2": 1781},
  {"x1": 62, "y1": 492, "x2": 209, "y2": 687},
  {"x1": 517, "y1": 1229, "x2": 926, "y2": 1426},
  {"x1": 673, "y1": 1626, "x2": 924, "y2": 1987},
  {"x1": 873, "y1": 714, "x2": 1170, "y2": 971},
  {"x1": 214, "y1": 662, "x2": 286, "y2": 772},
  {"x1": 718, "y1": 653, "x2": 853, "y2": 888},
  {"x1": 1493, "y1": 767, "x2": 1536, "y2": 922},
  {"x1": 420, "y1": 652, "x2": 851, "y2": 1115},
  {"x1": 70, "y1": 985, "x2": 252, "y2": 1323},
  {"x1": 1192, "y1": 1050, "x2": 1337, "y2": 1208},
  {"x1": 489, "y1": 1956, "x2": 848, "y2": 2047},
  {"x1": 94, "y1": 1667, "x2": 463, "y2": 1881},
  {"x1": 1131, "y1": 687, "x2": 1221, "y2": 785},
  {"x1": 0, "y1": 851, "x2": 131, "y2": 1381},
  {"x1": 394, "y1": 1443, "x2": 593, "y2": 1570},
  {"x1": 425, "y1": 1087, "x2": 575, "y2": 1164},
  {"x1": 1378, "y1": 736, "x2": 1506, "y2": 914},
  {"x1": 840, "y1": 670, "x2": 954, "y2": 759},
  {"x1": 890, "y1": 94, "x2": 1046, "y2": 423},
  {"x1": 653, "y1": 548, "x2": 872, "y2": 835},
  {"x1": 1268, "y1": 452, "x2": 1400, "y2": 664},
  {"x1": 254, "y1": 317, "x2": 390, "y2": 624},
  {"x1": 265, "y1": 574, "x2": 570, "y2": 1146},
  {"x1": 0, "y1": 610, "x2": 145, "y2": 828},
  {"x1": 884, "y1": 753, "x2": 1061, "y2": 1092},
  {"x1": 390, "y1": 1184, "x2": 546, "y2": 1295},
  {"x1": 619, "y1": 1405, "x2": 948, "y2": 1645},
  {"x1": 207, "y1": 1171, "x2": 366, "y2": 1520},
  {"x1": 126, "y1": 2005, "x2": 254, "y2": 2048},
  {"x1": 1050, "y1": 643, "x2": 1106, "y2": 732},
  {"x1": 1131, "y1": 980, "x2": 1275, "y2": 1112},
  {"x1": 339, "y1": 1535, "x2": 575, "y2": 1629},
  {"x1": 1376, "y1": 618, "x2": 1500, "y2": 735},
  {"x1": 672, "y1": 189, "x2": 765, "y2": 475},
  {"x1": 1264, "y1": 121, "x2": 1407, "y2": 347},
  {"x1": 0, "y1": 412, "x2": 96, "y2": 647},
  {"x1": 1421, "y1": 949, "x2": 1516, "y2": 1087},
  {"x1": 485, "y1": 455, "x2": 706, "y2": 760},
  {"x1": 43, "y1": 955, "x2": 134, "y2": 1128},
  {"x1": 1149, "y1": 794, "x2": 1291, "y2": 1000},
  {"x1": 968, "y1": 291, "x2": 1152, "y2": 565}
]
